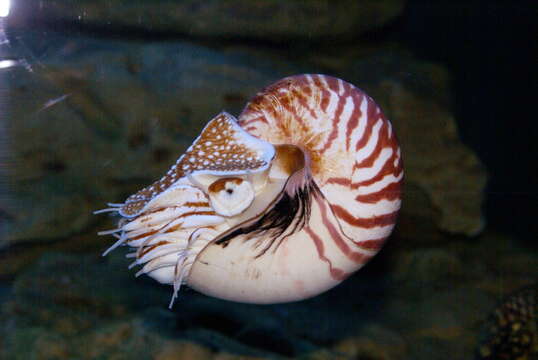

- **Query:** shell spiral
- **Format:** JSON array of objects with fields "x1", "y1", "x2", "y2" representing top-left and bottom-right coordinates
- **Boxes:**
[{"x1": 96, "y1": 74, "x2": 402, "y2": 306}]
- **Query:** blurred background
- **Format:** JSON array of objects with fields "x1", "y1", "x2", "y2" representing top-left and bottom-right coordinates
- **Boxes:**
[{"x1": 0, "y1": 1, "x2": 536, "y2": 359}]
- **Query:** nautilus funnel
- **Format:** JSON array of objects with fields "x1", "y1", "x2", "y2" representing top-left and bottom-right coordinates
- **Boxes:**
[{"x1": 96, "y1": 74, "x2": 403, "y2": 307}]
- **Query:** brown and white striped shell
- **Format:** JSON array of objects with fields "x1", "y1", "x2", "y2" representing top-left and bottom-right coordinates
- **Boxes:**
[{"x1": 96, "y1": 74, "x2": 403, "y2": 307}]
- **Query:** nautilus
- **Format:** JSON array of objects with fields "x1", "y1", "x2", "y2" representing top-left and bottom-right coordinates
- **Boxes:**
[{"x1": 96, "y1": 74, "x2": 403, "y2": 307}]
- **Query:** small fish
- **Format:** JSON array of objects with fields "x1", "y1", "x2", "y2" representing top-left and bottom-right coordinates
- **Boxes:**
[{"x1": 38, "y1": 94, "x2": 71, "y2": 112}]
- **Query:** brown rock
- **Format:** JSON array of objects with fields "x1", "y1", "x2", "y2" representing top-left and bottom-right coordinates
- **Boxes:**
[
  {"x1": 333, "y1": 325, "x2": 407, "y2": 360},
  {"x1": 154, "y1": 342, "x2": 213, "y2": 360}
]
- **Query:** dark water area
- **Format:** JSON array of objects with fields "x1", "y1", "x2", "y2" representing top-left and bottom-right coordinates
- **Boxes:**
[
  {"x1": 400, "y1": 1, "x2": 538, "y2": 244},
  {"x1": 0, "y1": 1, "x2": 536, "y2": 360}
]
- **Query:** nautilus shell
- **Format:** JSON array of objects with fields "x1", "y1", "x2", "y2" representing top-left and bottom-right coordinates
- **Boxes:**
[{"x1": 96, "y1": 74, "x2": 403, "y2": 307}]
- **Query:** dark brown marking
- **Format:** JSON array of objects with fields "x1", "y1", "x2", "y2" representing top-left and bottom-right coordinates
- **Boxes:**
[
  {"x1": 354, "y1": 98, "x2": 379, "y2": 152},
  {"x1": 139, "y1": 240, "x2": 169, "y2": 257},
  {"x1": 332, "y1": 205, "x2": 399, "y2": 229},
  {"x1": 241, "y1": 115, "x2": 268, "y2": 126},
  {"x1": 319, "y1": 88, "x2": 330, "y2": 112},
  {"x1": 292, "y1": 88, "x2": 318, "y2": 120},
  {"x1": 304, "y1": 226, "x2": 347, "y2": 281},
  {"x1": 183, "y1": 202, "x2": 211, "y2": 208},
  {"x1": 355, "y1": 238, "x2": 386, "y2": 250},
  {"x1": 319, "y1": 88, "x2": 346, "y2": 154},
  {"x1": 130, "y1": 229, "x2": 160, "y2": 241},
  {"x1": 162, "y1": 211, "x2": 216, "y2": 233},
  {"x1": 352, "y1": 151, "x2": 401, "y2": 189},
  {"x1": 325, "y1": 177, "x2": 351, "y2": 186},
  {"x1": 325, "y1": 76, "x2": 341, "y2": 94},
  {"x1": 354, "y1": 181, "x2": 401, "y2": 204},
  {"x1": 315, "y1": 195, "x2": 372, "y2": 264},
  {"x1": 345, "y1": 91, "x2": 363, "y2": 151},
  {"x1": 353, "y1": 123, "x2": 387, "y2": 170}
]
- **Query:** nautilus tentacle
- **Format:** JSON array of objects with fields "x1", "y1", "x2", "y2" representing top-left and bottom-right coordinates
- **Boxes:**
[{"x1": 96, "y1": 74, "x2": 402, "y2": 306}]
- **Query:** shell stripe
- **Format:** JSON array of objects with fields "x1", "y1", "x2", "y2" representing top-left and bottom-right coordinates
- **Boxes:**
[
  {"x1": 320, "y1": 76, "x2": 367, "y2": 154},
  {"x1": 318, "y1": 88, "x2": 349, "y2": 153},
  {"x1": 345, "y1": 93, "x2": 363, "y2": 151},
  {"x1": 354, "y1": 181, "x2": 401, "y2": 203},
  {"x1": 304, "y1": 226, "x2": 348, "y2": 281},
  {"x1": 354, "y1": 98, "x2": 379, "y2": 153},
  {"x1": 292, "y1": 87, "x2": 319, "y2": 121},
  {"x1": 353, "y1": 149, "x2": 401, "y2": 188},
  {"x1": 309, "y1": 77, "x2": 400, "y2": 239},
  {"x1": 241, "y1": 115, "x2": 268, "y2": 126},
  {"x1": 354, "y1": 121, "x2": 388, "y2": 169},
  {"x1": 279, "y1": 75, "x2": 367, "y2": 158},
  {"x1": 315, "y1": 195, "x2": 374, "y2": 263},
  {"x1": 276, "y1": 89, "x2": 311, "y2": 132},
  {"x1": 325, "y1": 130, "x2": 401, "y2": 189},
  {"x1": 354, "y1": 238, "x2": 386, "y2": 250},
  {"x1": 332, "y1": 205, "x2": 399, "y2": 229}
]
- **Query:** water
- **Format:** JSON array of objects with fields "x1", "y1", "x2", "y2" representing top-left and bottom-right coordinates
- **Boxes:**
[{"x1": 0, "y1": 1, "x2": 536, "y2": 359}]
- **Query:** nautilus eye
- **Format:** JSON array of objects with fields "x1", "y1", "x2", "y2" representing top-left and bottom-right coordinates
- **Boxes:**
[
  {"x1": 96, "y1": 74, "x2": 403, "y2": 308},
  {"x1": 207, "y1": 177, "x2": 255, "y2": 217}
]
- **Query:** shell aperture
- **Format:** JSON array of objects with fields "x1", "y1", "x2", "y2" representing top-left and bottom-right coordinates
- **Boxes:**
[{"x1": 96, "y1": 74, "x2": 403, "y2": 307}]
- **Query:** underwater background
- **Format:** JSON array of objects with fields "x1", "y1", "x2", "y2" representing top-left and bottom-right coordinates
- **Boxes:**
[{"x1": 0, "y1": 1, "x2": 536, "y2": 359}]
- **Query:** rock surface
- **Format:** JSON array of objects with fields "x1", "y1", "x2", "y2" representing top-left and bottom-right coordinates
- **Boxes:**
[
  {"x1": 0, "y1": 231, "x2": 535, "y2": 359},
  {"x1": 0, "y1": 252, "x2": 287, "y2": 359},
  {"x1": 9, "y1": 0, "x2": 405, "y2": 41}
]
